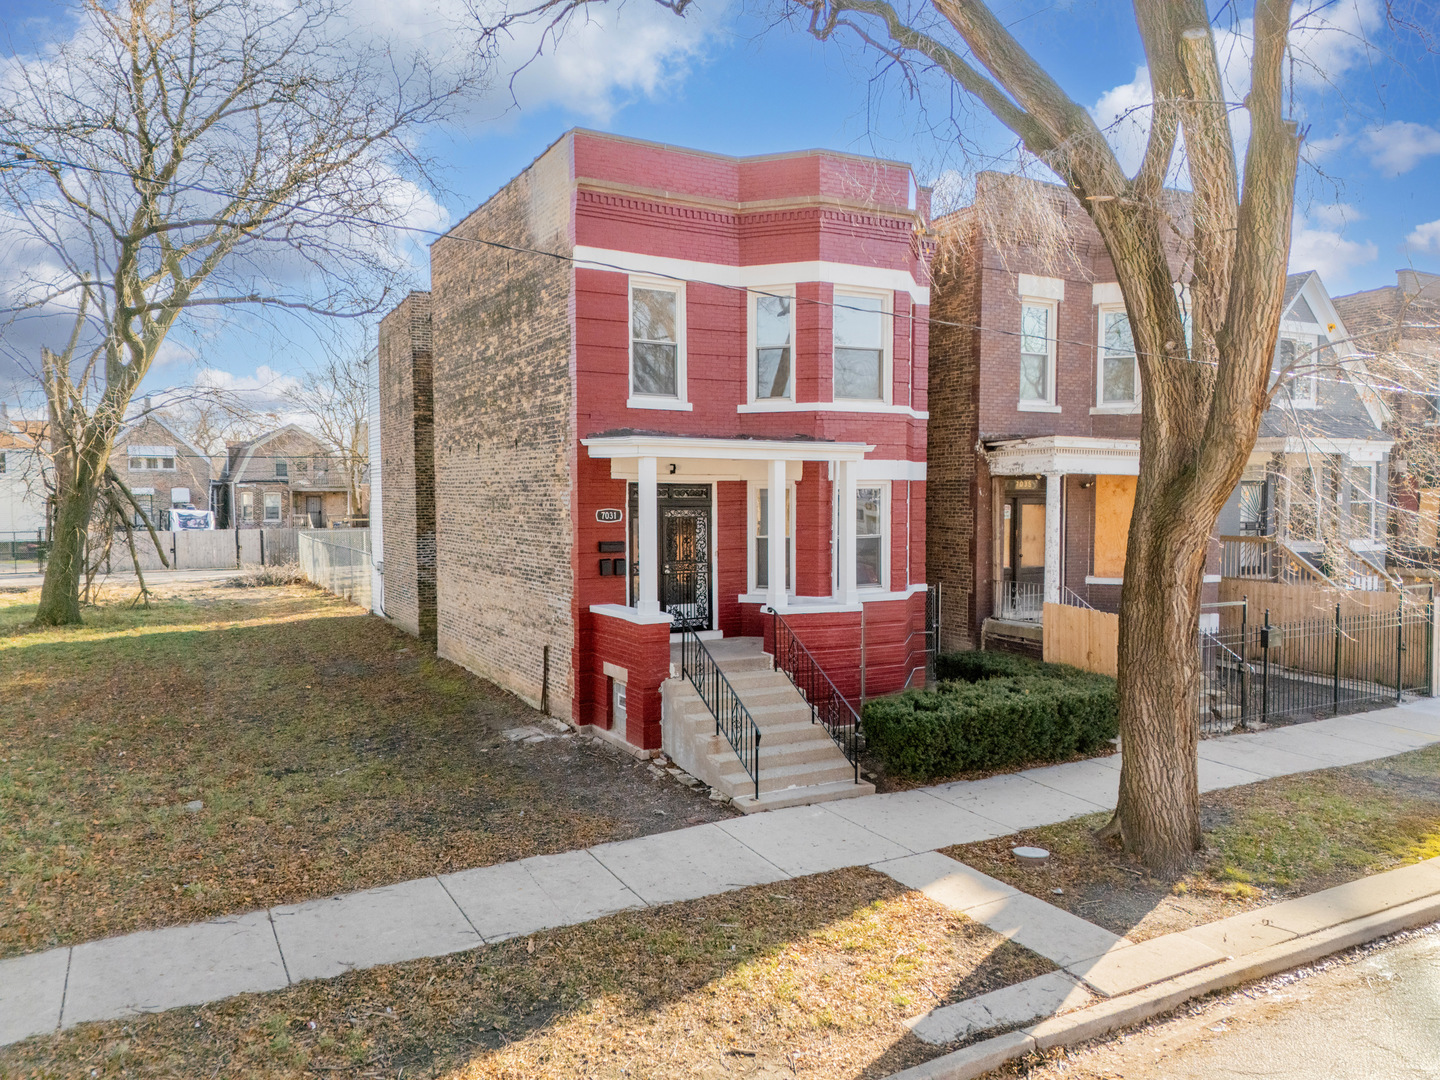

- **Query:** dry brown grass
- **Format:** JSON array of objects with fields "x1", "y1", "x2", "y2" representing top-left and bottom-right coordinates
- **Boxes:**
[
  {"x1": 0, "y1": 583, "x2": 729, "y2": 958},
  {"x1": 946, "y1": 745, "x2": 1440, "y2": 941},
  {"x1": 0, "y1": 867, "x2": 1055, "y2": 1080}
]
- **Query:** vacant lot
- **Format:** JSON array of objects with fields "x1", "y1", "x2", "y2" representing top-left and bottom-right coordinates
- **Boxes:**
[
  {"x1": 0, "y1": 867, "x2": 1055, "y2": 1080},
  {"x1": 948, "y1": 744, "x2": 1440, "y2": 941},
  {"x1": 0, "y1": 581, "x2": 728, "y2": 958}
]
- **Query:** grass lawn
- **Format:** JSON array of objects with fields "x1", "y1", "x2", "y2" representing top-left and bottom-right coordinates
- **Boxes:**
[
  {"x1": 0, "y1": 867, "x2": 1055, "y2": 1080},
  {"x1": 946, "y1": 744, "x2": 1440, "y2": 941},
  {"x1": 0, "y1": 581, "x2": 729, "y2": 959}
]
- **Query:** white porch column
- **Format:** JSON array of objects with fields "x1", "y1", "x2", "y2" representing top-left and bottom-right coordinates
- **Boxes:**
[
  {"x1": 838, "y1": 459, "x2": 859, "y2": 606},
  {"x1": 766, "y1": 458, "x2": 788, "y2": 612},
  {"x1": 637, "y1": 455, "x2": 660, "y2": 615},
  {"x1": 1044, "y1": 472, "x2": 1062, "y2": 605}
]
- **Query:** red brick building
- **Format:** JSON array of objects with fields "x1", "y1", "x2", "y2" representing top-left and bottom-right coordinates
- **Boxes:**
[{"x1": 381, "y1": 130, "x2": 933, "y2": 776}]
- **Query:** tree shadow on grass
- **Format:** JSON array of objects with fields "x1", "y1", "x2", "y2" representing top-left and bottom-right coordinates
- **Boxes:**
[{"x1": 1, "y1": 867, "x2": 1056, "y2": 1080}]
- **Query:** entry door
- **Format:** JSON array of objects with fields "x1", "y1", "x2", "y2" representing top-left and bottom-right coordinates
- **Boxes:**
[
  {"x1": 627, "y1": 484, "x2": 714, "y2": 632},
  {"x1": 305, "y1": 495, "x2": 323, "y2": 528},
  {"x1": 1001, "y1": 497, "x2": 1046, "y2": 585}
]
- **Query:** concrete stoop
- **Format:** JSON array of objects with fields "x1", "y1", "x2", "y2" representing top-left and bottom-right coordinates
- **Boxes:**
[{"x1": 662, "y1": 637, "x2": 874, "y2": 811}]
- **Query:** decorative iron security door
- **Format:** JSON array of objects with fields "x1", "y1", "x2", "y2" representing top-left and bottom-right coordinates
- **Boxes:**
[{"x1": 628, "y1": 484, "x2": 713, "y2": 631}]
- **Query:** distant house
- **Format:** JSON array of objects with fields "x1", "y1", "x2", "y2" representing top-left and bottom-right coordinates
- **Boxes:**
[
  {"x1": 219, "y1": 424, "x2": 353, "y2": 528},
  {"x1": 927, "y1": 173, "x2": 1394, "y2": 655},
  {"x1": 0, "y1": 413, "x2": 50, "y2": 537},
  {"x1": 113, "y1": 412, "x2": 215, "y2": 527},
  {"x1": 1333, "y1": 270, "x2": 1440, "y2": 571}
]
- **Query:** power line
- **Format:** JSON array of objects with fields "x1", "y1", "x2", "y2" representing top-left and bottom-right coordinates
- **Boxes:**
[{"x1": 3, "y1": 151, "x2": 1434, "y2": 405}]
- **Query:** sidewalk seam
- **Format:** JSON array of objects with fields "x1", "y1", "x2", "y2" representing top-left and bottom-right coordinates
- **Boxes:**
[
  {"x1": 56, "y1": 947, "x2": 72, "y2": 1030},
  {"x1": 433, "y1": 874, "x2": 486, "y2": 943}
]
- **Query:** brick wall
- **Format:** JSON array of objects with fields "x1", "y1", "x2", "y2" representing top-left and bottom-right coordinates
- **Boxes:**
[
  {"x1": 378, "y1": 291, "x2": 435, "y2": 640},
  {"x1": 430, "y1": 139, "x2": 576, "y2": 720},
  {"x1": 114, "y1": 416, "x2": 212, "y2": 522}
]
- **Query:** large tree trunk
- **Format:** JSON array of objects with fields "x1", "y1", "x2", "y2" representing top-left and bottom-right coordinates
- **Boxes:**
[{"x1": 35, "y1": 479, "x2": 100, "y2": 626}]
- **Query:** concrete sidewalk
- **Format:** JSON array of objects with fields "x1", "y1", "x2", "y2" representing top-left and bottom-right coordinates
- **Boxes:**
[{"x1": 4, "y1": 699, "x2": 1440, "y2": 1048}]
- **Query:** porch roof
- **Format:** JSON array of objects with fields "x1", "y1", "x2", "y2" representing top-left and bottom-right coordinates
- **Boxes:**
[
  {"x1": 582, "y1": 431, "x2": 874, "y2": 462},
  {"x1": 984, "y1": 435, "x2": 1139, "y2": 477}
]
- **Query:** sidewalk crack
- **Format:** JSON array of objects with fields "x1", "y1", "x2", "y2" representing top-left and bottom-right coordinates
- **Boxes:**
[
  {"x1": 435, "y1": 874, "x2": 486, "y2": 943},
  {"x1": 57, "y1": 947, "x2": 72, "y2": 1031},
  {"x1": 268, "y1": 911, "x2": 292, "y2": 985}
]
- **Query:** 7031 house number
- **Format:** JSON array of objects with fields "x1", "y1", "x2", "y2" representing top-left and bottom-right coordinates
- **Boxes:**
[{"x1": 596, "y1": 508, "x2": 623, "y2": 523}]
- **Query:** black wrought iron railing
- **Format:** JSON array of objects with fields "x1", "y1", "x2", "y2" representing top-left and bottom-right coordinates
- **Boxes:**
[
  {"x1": 678, "y1": 626, "x2": 762, "y2": 799},
  {"x1": 766, "y1": 607, "x2": 863, "y2": 782}
]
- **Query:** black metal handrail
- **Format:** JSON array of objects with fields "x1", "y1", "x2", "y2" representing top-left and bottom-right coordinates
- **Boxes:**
[
  {"x1": 678, "y1": 626, "x2": 762, "y2": 800},
  {"x1": 766, "y1": 607, "x2": 862, "y2": 782}
]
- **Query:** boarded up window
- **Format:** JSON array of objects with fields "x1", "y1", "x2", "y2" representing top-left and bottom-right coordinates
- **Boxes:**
[{"x1": 1093, "y1": 476, "x2": 1137, "y2": 578}]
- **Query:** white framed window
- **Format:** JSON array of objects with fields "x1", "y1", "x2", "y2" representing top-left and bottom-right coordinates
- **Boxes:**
[
  {"x1": 833, "y1": 289, "x2": 890, "y2": 402},
  {"x1": 1274, "y1": 335, "x2": 1318, "y2": 408},
  {"x1": 628, "y1": 277, "x2": 688, "y2": 408},
  {"x1": 1348, "y1": 462, "x2": 1376, "y2": 539},
  {"x1": 263, "y1": 492, "x2": 282, "y2": 522},
  {"x1": 856, "y1": 485, "x2": 886, "y2": 589},
  {"x1": 751, "y1": 484, "x2": 793, "y2": 591},
  {"x1": 1018, "y1": 299, "x2": 1058, "y2": 409},
  {"x1": 1097, "y1": 306, "x2": 1139, "y2": 407},
  {"x1": 129, "y1": 456, "x2": 176, "y2": 471},
  {"x1": 750, "y1": 289, "x2": 794, "y2": 401},
  {"x1": 241, "y1": 491, "x2": 254, "y2": 522}
]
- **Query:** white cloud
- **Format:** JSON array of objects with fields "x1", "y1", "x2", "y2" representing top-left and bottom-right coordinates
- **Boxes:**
[
  {"x1": 1090, "y1": 65, "x2": 1153, "y2": 176},
  {"x1": 1309, "y1": 201, "x2": 1365, "y2": 228},
  {"x1": 1289, "y1": 214, "x2": 1378, "y2": 284},
  {"x1": 1287, "y1": 0, "x2": 1383, "y2": 88},
  {"x1": 1360, "y1": 121, "x2": 1440, "y2": 176},
  {"x1": 1406, "y1": 219, "x2": 1440, "y2": 254}
]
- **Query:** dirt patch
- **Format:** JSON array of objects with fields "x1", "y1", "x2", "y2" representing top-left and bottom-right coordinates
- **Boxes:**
[
  {"x1": 0, "y1": 584, "x2": 731, "y2": 958},
  {"x1": 945, "y1": 745, "x2": 1440, "y2": 940},
  {"x1": 0, "y1": 867, "x2": 1056, "y2": 1080}
]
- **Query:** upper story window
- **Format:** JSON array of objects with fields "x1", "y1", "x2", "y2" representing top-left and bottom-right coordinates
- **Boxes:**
[
  {"x1": 129, "y1": 455, "x2": 175, "y2": 471},
  {"x1": 275, "y1": 460, "x2": 288, "y2": 478},
  {"x1": 1274, "y1": 335, "x2": 1318, "y2": 408},
  {"x1": 833, "y1": 292, "x2": 888, "y2": 402},
  {"x1": 1098, "y1": 308, "x2": 1138, "y2": 406},
  {"x1": 629, "y1": 280, "x2": 687, "y2": 407},
  {"x1": 752, "y1": 292, "x2": 793, "y2": 401},
  {"x1": 294, "y1": 460, "x2": 308, "y2": 475},
  {"x1": 1348, "y1": 462, "x2": 1376, "y2": 539},
  {"x1": 1018, "y1": 300, "x2": 1057, "y2": 408}
]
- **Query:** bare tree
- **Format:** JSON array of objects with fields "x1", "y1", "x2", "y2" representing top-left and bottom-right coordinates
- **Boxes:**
[
  {"x1": 0, "y1": 0, "x2": 476, "y2": 626},
  {"x1": 163, "y1": 390, "x2": 272, "y2": 458},
  {"x1": 284, "y1": 351, "x2": 371, "y2": 517},
  {"x1": 477, "y1": 0, "x2": 1355, "y2": 871}
]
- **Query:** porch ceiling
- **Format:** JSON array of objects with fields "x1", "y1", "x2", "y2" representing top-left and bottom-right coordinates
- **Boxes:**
[{"x1": 985, "y1": 435, "x2": 1139, "y2": 477}]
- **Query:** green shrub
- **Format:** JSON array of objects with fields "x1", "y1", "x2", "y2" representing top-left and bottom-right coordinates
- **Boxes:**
[
  {"x1": 935, "y1": 649, "x2": 1095, "y2": 684},
  {"x1": 863, "y1": 665, "x2": 1118, "y2": 781}
]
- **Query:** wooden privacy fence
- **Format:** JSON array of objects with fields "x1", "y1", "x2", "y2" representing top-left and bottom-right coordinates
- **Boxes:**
[
  {"x1": 1217, "y1": 578, "x2": 1401, "y2": 630},
  {"x1": 298, "y1": 529, "x2": 372, "y2": 608},
  {"x1": 94, "y1": 527, "x2": 301, "y2": 571},
  {"x1": 1042, "y1": 602, "x2": 1119, "y2": 677}
]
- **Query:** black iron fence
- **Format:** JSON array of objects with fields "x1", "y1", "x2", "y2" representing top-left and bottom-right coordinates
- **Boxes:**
[
  {"x1": 1199, "y1": 596, "x2": 1433, "y2": 734},
  {"x1": 0, "y1": 530, "x2": 49, "y2": 574},
  {"x1": 768, "y1": 607, "x2": 862, "y2": 782},
  {"x1": 678, "y1": 625, "x2": 762, "y2": 799}
]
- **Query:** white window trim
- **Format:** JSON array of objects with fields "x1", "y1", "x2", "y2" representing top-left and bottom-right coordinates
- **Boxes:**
[
  {"x1": 832, "y1": 286, "x2": 893, "y2": 405},
  {"x1": 128, "y1": 456, "x2": 177, "y2": 471},
  {"x1": 1095, "y1": 303, "x2": 1141, "y2": 411},
  {"x1": 262, "y1": 491, "x2": 283, "y2": 522},
  {"x1": 1275, "y1": 332, "x2": 1320, "y2": 410},
  {"x1": 747, "y1": 286, "x2": 795, "y2": 404},
  {"x1": 1018, "y1": 296, "x2": 1059, "y2": 410},
  {"x1": 627, "y1": 275, "x2": 690, "y2": 411},
  {"x1": 746, "y1": 480, "x2": 797, "y2": 593},
  {"x1": 1348, "y1": 459, "x2": 1377, "y2": 539},
  {"x1": 854, "y1": 481, "x2": 889, "y2": 591}
]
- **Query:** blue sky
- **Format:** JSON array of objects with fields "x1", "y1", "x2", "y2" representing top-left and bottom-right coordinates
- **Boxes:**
[{"x1": 2, "y1": 0, "x2": 1438, "y2": 403}]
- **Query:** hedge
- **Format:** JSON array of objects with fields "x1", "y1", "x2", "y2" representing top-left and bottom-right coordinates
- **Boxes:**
[{"x1": 862, "y1": 653, "x2": 1118, "y2": 780}]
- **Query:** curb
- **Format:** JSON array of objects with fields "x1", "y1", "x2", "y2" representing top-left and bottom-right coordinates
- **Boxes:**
[{"x1": 886, "y1": 890, "x2": 1440, "y2": 1080}]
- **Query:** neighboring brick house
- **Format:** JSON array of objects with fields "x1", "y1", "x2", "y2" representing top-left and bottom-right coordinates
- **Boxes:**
[
  {"x1": 1334, "y1": 270, "x2": 1440, "y2": 566},
  {"x1": 927, "y1": 173, "x2": 1391, "y2": 654},
  {"x1": 220, "y1": 424, "x2": 352, "y2": 528},
  {"x1": 380, "y1": 129, "x2": 933, "y2": 761},
  {"x1": 113, "y1": 412, "x2": 214, "y2": 527}
]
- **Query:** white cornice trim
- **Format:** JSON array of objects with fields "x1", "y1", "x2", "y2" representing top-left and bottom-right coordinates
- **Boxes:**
[
  {"x1": 571, "y1": 245, "x2": 930, "y2": 305},
  {"x1": 582, "y1": 434, "x2": 874, "y2": 462},
  {"x1": 736, "y1": 401, "x2": 928, "y2": 420},
  {"x1": 985, "y1": 435, "x2": 1140, "y2": 477}
]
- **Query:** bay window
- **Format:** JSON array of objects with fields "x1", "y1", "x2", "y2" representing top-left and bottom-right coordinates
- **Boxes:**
[
  {"x1": 856, "y1": 486, "x2": 884, "y2": 588},
  {"x1": 833, "y1": 292, "x2": 887, "y2": 401},
  {"x1": 753, "y1": 292, "x2": 793, "y2": 400},
  {"x1": 753, "y1": 486, "x2": 792, "y2": 590}
]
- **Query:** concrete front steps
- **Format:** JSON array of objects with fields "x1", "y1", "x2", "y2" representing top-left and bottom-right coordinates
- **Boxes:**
[{"x1": 661, "y1": 636, "x2": 875, "y2": 813}]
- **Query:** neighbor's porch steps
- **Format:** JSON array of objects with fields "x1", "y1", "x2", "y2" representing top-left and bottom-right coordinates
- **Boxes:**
[{"x1": 661, "y1": 637, "x2": 875, "y2": 812}]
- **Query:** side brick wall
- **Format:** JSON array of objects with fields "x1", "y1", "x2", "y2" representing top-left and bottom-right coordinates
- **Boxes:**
[
  {"x1": 429, "y1": 141, "x2": 577, "y2": 720},
  {"x1": 378, "y1": 291, "x2": 435, "y2": 641}
]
